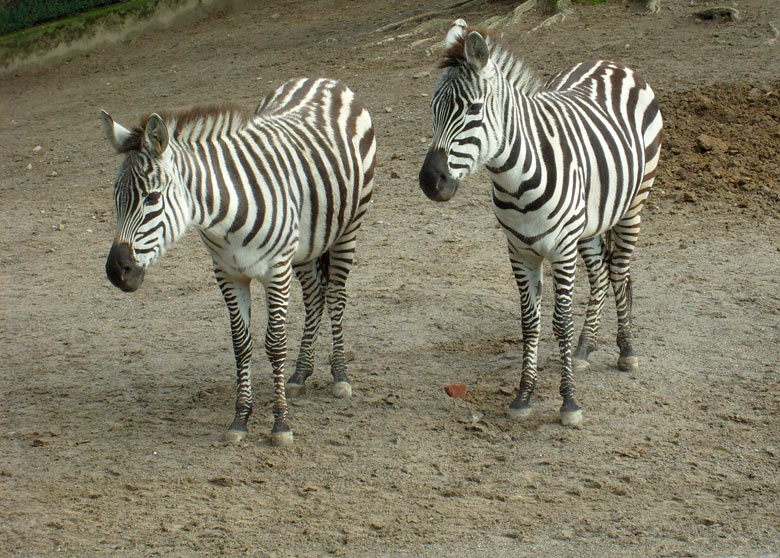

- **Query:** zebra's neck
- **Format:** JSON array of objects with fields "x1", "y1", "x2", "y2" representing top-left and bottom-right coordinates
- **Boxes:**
[
  {"x1": 162, "y1": 107, "x2": 248, "y2": 145},
  {"x1": 485, "y1": 79, "x2": 543, "y2": 187},
  {"x1": 486, "y1": 37, "x2": 543, "y2": 97},
  {"x1": 162, "y1": 110, "x2": 252, "y2": 231},
  {"x1": 171, "y1": 139, "x2": 234, "y2": 232}
]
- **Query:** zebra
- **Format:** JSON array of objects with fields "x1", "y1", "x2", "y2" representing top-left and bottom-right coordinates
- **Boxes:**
[
  {"x1": 101, "y1": 77, "x2": 376, "y2": 446},
  {"x1": 419, "y1": 20, "x2": 662, "y2": 426}
]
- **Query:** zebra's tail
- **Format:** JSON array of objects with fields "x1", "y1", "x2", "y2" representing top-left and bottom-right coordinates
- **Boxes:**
[
  {"x1": 625, "y1": 271, "x2": 633, "y2": 323},
  {"x1": 318, "y1": 252, "x2": 330, "y2": 285}
]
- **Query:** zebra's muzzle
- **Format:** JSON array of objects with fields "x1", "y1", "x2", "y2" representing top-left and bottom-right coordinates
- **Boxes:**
[
  {"x1": 106, "y1": 242, "x2": 145, "y2": 292},
  {"x1": 419, "y1": 148, "x2": 460, "y2": 202}
]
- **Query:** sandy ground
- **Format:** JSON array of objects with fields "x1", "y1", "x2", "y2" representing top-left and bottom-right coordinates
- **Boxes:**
[{"x1": 1, "y1": 1, "x2": 779, "y2": 556}]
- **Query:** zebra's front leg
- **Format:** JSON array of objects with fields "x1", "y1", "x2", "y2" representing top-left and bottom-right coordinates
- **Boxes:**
[
  {"x1": 508, "y1": 253, "x2": 543, "y2": 421},
  {"x1": 551, "y1": 257, "x2": 582, "y2": 427},
  {"x1": 264, "y1": 264, "x2": 294, "y2": 447},
  {"x1": 214, "y1": 269, "x2": 254, "y2": 443}
]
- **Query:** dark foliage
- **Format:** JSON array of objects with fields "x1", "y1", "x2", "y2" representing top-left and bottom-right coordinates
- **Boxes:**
[{"x1": 0, "y1": 0, "x2": 122, "y2": 35}]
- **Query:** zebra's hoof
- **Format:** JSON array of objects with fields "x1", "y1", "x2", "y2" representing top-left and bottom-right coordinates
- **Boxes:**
[
  {"x1": 271, "y1": 430, "x2": 294, "y2": 447},
  {"x1": 332, "y1": 381, "x2": 352, "y2": 399},
  {"x1": 286, "y1": 382, "x2": 306, "y2": 398},
  {"x1": 618, "y1": 355, "x2": 639, "y2": 372},
  {"x1": 572, "y1": 358, "x2": 590, "y2": 373},
  {"x1": 508, "y1": 406, "x2": 533, "y2": 421},
  {"x1": 224, "y1": 428, "x2": 247, "y2": 443},
  {"x1": 560, "y1": 408, "x2": 583, "y2": 428}
]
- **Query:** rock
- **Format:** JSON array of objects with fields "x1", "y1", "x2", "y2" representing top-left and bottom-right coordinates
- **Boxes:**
[
  {"x1": 33, "y1": 145, "x2": 43, "y2": 152},
  {"x1": 645, "y1": 0, "x2": 661, "y2": 14},
  {"x1": 390, "y1": 170, "x2": 400, "y2": 179},
  {"x1": 413, "y1": 71, "x2": 430, "y2": 79},
  {"x1": 385, "y1": 106, "x2": 393, "y2": 113},
  {"x1": 695, "y1": 134, "x2": 728, "y2": 153},
  {"x1": 444, "y1": 383, "x2": 467, "y2": 398},
  {"x1": 682, "y1": 192, "x2": 697, "y2": 203},
  {"x1": 382, "y1": 393, "x2": 400, "y2": 407},
  {"x1": 48, "y1": 170, "x2": 58, "y2": 177},
  {"x1": 695, "y1": 7, "x2": 740, "y2": 22}
]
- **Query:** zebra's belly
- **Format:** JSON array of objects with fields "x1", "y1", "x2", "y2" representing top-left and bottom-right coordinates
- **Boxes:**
[
  {"x1": 292, "y1": 200, "x2": 354, "y2": 264},
  {"x1": 493, "y1": 204, "x2": 586, "y2": 260},
  {"x1": 203, "y1": 238, "x2": 283, "y2": 281},
  {"x1": 581, "y1": 178, "x2": 641, "y2": 239}
]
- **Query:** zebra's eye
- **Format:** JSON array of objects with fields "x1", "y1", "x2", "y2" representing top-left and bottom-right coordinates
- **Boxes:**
[
  {"x1": 144, "y1": 191, "x2": 162, "y2": 205},
  {"x1": 467, "y1": 102, "x2": 483, "y2": 115}
]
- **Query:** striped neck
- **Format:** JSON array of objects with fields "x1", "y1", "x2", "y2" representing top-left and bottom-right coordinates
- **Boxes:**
[
  {"x1": 485, "y1": 36, "x2": 543, "y2": 98},
  {"x1": 169, "y1": 140, "x2": 226, "y2": 231},
  {"x1": 485, "y1": 82, "x2": 544, "y2": 187},
  {"x1": 154, "y1": 106, "x2": 248, "y2": 146}
]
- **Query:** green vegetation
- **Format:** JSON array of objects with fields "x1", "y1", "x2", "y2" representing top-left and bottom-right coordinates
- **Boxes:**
[
  {"x1": 0, "y1": 1, "x2": 121, "y2": 35},
  {"x1": 0, "y1": 0, "x2": 179, "y2": 68}
]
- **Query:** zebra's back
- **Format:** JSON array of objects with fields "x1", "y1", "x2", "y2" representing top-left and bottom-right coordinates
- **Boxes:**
[
  {"x1": 544, "y1": 60, "x2": 662, "y2": 238},
  {"x1": 244, "y1": 78, "x2": 375, "y2": 265}
]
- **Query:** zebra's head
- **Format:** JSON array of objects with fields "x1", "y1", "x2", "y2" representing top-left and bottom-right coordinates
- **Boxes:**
[
  {"x1": 420, "y1": 20, "x2": 498, "y2": 202},
  {"x1": 101, "y1": 111, "x2": 189, "y2": 292}
]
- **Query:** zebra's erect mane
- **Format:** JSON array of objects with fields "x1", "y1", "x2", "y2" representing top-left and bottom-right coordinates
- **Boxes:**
[
  {"x1": 117, "y1": 104, "x2": 249, "y2": 153},
  {"x1": 440, "y1": 26, "x2": 544, "y2": 97}
]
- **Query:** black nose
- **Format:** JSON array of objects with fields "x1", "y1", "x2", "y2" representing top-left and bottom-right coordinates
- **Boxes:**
[
  {"x1": 419, "y1": 148, "x2": 459, "y2": 202},
  {"x1": 106, "y1": 243, "x2": 145, "y2": 292}
]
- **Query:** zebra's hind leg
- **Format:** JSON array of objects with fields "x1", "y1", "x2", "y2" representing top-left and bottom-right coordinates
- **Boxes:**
[
  {"x1": 608, "y1": 133, "x2": 658, "y2": 372},
  {"x1": 213, "y1": 269, "x2": 254, "y2": 443},
  {"x1": 263, "y1": 263, "x2": 294, "y2": 447},
  {"x1": 508, "y1": 251, "x2": 543, "y2": 421},
  {"x1": 325, "y1": 235, "x2": 358, "y2": 399},
  {"x1": 286, "y1": 259, "x2": 327, "y2": 397},
  {"x1": 551, "y1": 256, "x2": 583, "y2": 427},
  {"x1": 572, "y1": 235, "x2": 610, "y2": 373},
  {"x1": 608, "y1": 215, "x2": 643, "y2": 373}
]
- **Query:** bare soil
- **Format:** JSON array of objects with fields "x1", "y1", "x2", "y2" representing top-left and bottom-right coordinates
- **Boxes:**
[{"x1": 1, "y1": 1, "x2": 779, "y2": 556}]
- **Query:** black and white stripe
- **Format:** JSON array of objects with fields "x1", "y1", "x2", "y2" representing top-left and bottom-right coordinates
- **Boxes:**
[
  {"x1": 419, "y1": 20, "x2": 662, "y2": 426},
  {"x1": 102, "y1": 78, "x2": 376, "y2": 445}
]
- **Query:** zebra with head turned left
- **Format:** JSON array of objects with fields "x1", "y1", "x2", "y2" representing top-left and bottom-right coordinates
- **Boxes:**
[
  {"x1": 419, "y1": 20, "x2": 662, "y2": 427},
  {"x1": 102, "y1": 77, "x2": 376, "y2": 446}
]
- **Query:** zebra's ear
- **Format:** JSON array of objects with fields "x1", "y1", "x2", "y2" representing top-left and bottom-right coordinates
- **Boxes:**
[
  {"x1": 101, "y1": 110, "x2": 132, "y2": 152},
  {"x1": 464, "y1": 31, "x2": 489, "y2": 73},
  {"x1": 445, "y1": 18, "x2": 467, "y2": 50},
  {"x1": 143, "y1": 113, "x2": 169, "y2": 157}
]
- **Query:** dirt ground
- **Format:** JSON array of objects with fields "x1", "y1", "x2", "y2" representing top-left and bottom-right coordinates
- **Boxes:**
[{"x1": 1, "y1": 1, "x2": 779, "y2": 556}]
